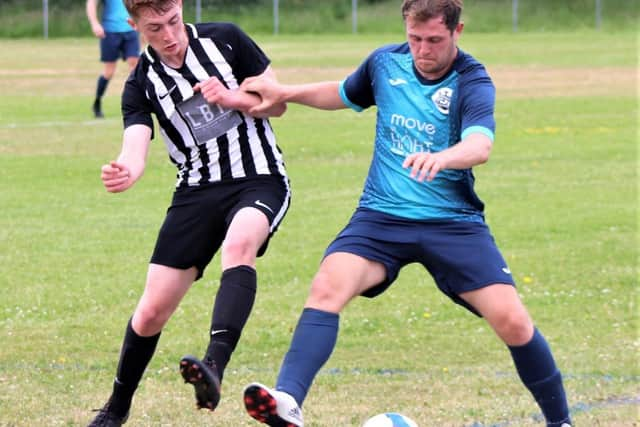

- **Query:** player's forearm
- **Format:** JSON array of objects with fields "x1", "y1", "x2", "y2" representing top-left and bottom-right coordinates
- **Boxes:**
[
  {"x1": 118, "y1": 125, "x2": 152, "y2": 182},
  {"x1": 442, "y1": 133, "x2": 492, "y2": 169},
  {"x1": 281, "y1": 81, "x2": 345, "y2": 110},
  {"x1": 232, "y1": 91, "x2": 287, "y2": 118}
]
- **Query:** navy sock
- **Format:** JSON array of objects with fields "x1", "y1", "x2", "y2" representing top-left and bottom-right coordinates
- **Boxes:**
[
  {"x1": 205, "y1": 265, "x2": 256, "y2": 380},
  {"x1": 111, "y1": 318, "x2": 160, "y2": 417},
  {"x1": 276, "y1": 308, "x2": 339, "y2": 405},
  {"x1": 96, "y1": 75, "x2": 109, "y2": 99},
  {"x1": 508, "y1": 328, "x2": 571, "y2": 426}
]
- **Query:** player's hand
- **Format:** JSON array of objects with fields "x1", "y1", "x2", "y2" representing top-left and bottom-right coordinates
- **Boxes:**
[
  {"x1": 193, "y1": 77, "x2": 235, "y2": 109},
  {"x1": 240, "y1": 75, "x2": 281, "y2": 115},
  {"x1": 101, "y1": 161, "x2": 132, "y2": 193},
  {"x1": 91, "y1": 22, "x2": 105, "y2": 39},
  {"x1": 403, "y1": 152, "x2": 445, "y2": 182}
]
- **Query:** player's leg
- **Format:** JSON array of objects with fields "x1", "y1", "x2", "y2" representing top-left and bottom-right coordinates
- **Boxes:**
[
  {"x1": 461, "y1": 283, "x2": 534, "y2": 345},
  {"x1": 244, "y1": 251, "x2": 386, "y2": 426},
  {"x1": 460, "y1": 285, "x2": 572, "y2": 427},
  {"x1": 202, "y1": 206, "x2": 269, "y2": 371},
  {"x1": 93, "y1": 61, "x2": 115, "y2": 118},
  {"x1": 180, "y1": 207, "x2": 268, "y2": 411},
  {"x1": 280, "y1": 251, "x2": 386, "y2": 400},
  {"x1": 183, "y1": 178, "x2": 290, "y2": 411},
  {"x1": 180, "y1": 209, "x2": 267, "y2": 412},
  {"x1": 244, "y1": 209, "x2": 405, "y2": 425},
  {"x1": 93, "y1": 33, "x2": 119, "y2": 118},
  {"x1": 88, "y1": 264, "x2": 197, "y2": 427},
  {"x1": 89, "y1": 188, "x2": 220, "y2": 425},
  {"x1": 419, "y1": 220, "x2": 571, "y2": 426}
]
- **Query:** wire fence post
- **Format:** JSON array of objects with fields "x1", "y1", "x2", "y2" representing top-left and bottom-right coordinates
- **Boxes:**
[
  {"x1": 43, "y1": 0, "x2": 49, "y2": 39},
  {"x1": 195, "y1": 0, "x2": 201, "y2": 23},
  {"x1": 352, "y1": 0, "x2": 358, "y2": 34},
  {"x1": 595, "y1": 0, "x2": 602, "y2": 30},
  {"x1": 512, "y1": 0, "x2": 518, "y2": 32},
  {"x1": 273, "y1": 0, "x2": 279, "y2": 35}
]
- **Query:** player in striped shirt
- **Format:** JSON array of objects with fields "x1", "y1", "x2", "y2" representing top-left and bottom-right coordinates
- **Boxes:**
[{"x1": 87, "y1": 1, "x2": 290, "y2": 426}]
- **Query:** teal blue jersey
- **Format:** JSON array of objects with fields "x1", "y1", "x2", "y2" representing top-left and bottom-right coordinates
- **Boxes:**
[
  {"x1": 101, "y1": 0, "x2": 133, "y2": 33},
  {"x1": 340, "y1": 45, "x2": 495, "y2": 222}
]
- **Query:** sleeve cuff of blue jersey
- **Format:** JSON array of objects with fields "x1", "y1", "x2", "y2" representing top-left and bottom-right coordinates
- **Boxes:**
[
  {"x1": 339, "y1": 81, "x2": 364, "y2": 112},
  {"x1": 462, "y1": 126, "x2": 494, "y2": 142}
]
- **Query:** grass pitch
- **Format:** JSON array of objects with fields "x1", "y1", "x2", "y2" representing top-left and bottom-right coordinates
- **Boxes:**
[{"x1": 0, "y1": 32, "x2": 637, "y2": 426}]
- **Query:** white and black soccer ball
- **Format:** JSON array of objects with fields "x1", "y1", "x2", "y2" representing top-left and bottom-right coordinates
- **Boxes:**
[{"x1": 362, "y1": 412, "x2": 418, "y2": 427}]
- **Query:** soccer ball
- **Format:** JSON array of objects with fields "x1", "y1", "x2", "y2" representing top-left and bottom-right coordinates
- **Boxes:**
[{"x1": 362, "y1": 412, "x2": 418, "y2": 427}]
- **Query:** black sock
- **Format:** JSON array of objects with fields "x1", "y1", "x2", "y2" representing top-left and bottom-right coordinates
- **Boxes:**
[
  {"x1": 205, "y1": 265, "x2": 256, "y2": 381},
  {"x1": 96, "y1": 75, "x2": 109, "y2": 99},
  {"x1": 109, "y1": 318, "x2": 160, "y2": 417}
]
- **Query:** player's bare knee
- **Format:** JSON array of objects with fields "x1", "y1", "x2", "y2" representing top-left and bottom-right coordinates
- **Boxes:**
[
  {"x1": 307, "y1": 279, "x2": 332, "y2": 302},
  {"x1": 222, "y1": 237, "x2": 257, "y2": 264},
  {"x1": 133, "y1": 305, "x2": 169, "y2": 335},
  {"x1": 307, "y1": 275, "x2": 355, "y2": 312},
  {"x1": 492, "y1": 311, "x2": 533, "y2": 346}
]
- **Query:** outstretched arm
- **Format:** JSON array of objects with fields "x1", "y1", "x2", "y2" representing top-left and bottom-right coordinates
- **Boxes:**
[
  {"x1": 101, "y1": 124, "x2": 152, "y2": 193},
  {"x1": 241, "y1": 76, "x2": 346, "y2": 115},
  {"x1": 195, "y1": 66, "x2": 287, "y2": 119},
  {"x1": 403, "y1": 132, "x2": 492, "y2": 182}
]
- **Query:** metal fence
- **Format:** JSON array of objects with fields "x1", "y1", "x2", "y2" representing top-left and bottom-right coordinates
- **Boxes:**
[
  {"x1": 39, "y1": 0, "x2": 608, "y2": 38},
  {"x1": 511, "y1": 0, "x2": 604, "y2": 31}
]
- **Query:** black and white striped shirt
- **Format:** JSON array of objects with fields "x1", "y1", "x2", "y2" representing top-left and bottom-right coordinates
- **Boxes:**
[{"x1": 122, "y1": 22, "x2": 287, "y2": 188}]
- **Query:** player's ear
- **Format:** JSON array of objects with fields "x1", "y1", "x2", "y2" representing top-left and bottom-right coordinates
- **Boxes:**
[
  {"x1": 455, "y1": 22, "x2": 464, "y2": 37},
  {"x1": 128, "y1": 18, "x2": 138, "y2": 31}
]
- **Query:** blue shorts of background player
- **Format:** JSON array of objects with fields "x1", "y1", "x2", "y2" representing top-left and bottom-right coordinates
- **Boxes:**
[{"x1": 100, "y1": 30, "x2": 140, "y2": 62}]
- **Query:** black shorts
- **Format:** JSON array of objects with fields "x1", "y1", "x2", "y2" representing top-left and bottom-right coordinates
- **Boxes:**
[{"x1": 150, "y1": 175, "x2": 290, "y2": 280}]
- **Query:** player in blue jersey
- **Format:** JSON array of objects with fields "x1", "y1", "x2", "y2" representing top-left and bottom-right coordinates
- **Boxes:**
[
  {"x1": 86, "y1": 0, "x2": 140, "y2": 118},
  {"x1": 240, "y1": 1, "x2": 572, "y2": 426}
]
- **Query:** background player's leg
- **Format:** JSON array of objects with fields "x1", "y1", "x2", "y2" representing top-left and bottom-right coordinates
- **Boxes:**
[{"x1": 93, "y1": 61, "x2": 116, "y2": 118}]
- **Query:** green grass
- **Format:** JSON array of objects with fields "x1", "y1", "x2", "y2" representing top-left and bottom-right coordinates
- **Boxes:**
[{"x1": 0, "y1": 31, "x2": 638, "y2": 426}]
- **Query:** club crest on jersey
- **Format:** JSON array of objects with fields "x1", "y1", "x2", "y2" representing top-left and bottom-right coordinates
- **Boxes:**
[{"x1": 432, "y1": 87, "x2": 453, "y2": 114}]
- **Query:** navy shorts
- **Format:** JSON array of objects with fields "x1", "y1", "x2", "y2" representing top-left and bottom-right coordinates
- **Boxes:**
[
  {"x1": 150, "y1": 176, "x2": 290, "y2": 280},
  {"x1": 324, "y1": 207, "x2": 515, "y2": 316},
  {"x1": 100, "y1": 31, "x2": 139, "y2": 62}
]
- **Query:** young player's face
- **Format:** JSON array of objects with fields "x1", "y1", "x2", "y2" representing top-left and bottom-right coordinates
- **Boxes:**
[
  {"x1": 406, "y1": 15, "x2": 463, "y2": 80},
  {"x1": 129, "y1": 1, "x2": 188, "y2": 66}
]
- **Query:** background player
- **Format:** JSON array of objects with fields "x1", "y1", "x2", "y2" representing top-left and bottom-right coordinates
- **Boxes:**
[{"x1": 86, "y1": 0, "x2": 140, "y2": 118}]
